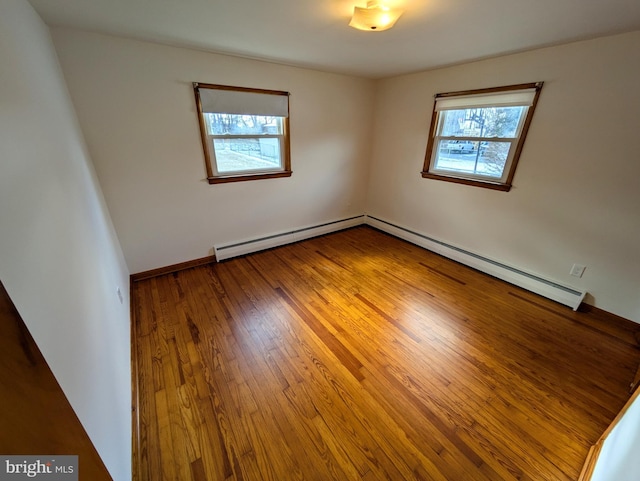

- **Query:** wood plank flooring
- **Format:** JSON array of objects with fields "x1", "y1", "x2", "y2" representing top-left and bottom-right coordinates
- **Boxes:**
[{"x1": 132, "y1": 226, "x2": 640, "y2": 481}]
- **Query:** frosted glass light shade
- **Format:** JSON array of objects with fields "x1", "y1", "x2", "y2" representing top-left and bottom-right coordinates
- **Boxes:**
[{"x1": 349, "y1": 1, "x2": 403, "y2": 31}]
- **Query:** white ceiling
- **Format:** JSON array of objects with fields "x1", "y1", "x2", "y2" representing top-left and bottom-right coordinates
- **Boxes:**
[{"x1": 28, "y1": 0, "x2": 640, "y2": 78}]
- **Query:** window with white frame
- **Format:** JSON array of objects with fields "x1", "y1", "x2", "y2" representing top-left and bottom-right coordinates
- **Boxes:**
[
  {"x1": 422, "y1": 83, "x2": 543, "y2": 191},
  {"x1": 193, "y1": 83, "x2": 291, "y2": 184}
]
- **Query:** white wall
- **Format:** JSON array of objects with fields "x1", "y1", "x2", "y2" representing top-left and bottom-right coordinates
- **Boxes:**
[
  {"x1": 367, "y1": 31, "x2": 640, "y2": 323},
  {"x1": 46, "y1": 24, "x2": 639, "y2": 322},
  {"x1": 50, "y1": 29, "x2": 375, "y2": 274},
  {"x1": 0, "y1": 1, "x2": 131, "y2": 479},
  {"x1": 591, "y1": 390, "x2": 640, "y2": 481}
]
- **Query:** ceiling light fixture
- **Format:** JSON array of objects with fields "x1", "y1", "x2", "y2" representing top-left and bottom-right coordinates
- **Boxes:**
[{"x1": 349, "y1": 0, "x2": 403, "y2": 32}]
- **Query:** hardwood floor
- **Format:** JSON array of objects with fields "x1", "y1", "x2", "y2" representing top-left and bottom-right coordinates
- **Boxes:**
[{"x1": 132, "y1": 226, "x2": 640, "y2": 481}]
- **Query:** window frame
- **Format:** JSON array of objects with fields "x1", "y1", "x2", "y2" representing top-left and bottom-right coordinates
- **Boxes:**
[
  {"x1": 421, "y1": 82, "x2": 543, "y2": 191},
  {"x1": 193, "y1": 83, "x2": 292, "y2": 184}
]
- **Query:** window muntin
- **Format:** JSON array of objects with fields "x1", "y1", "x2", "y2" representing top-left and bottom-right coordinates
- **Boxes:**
[
  {"x1": 194, "y1": 83, "x2": 291, "y2": 184},
  {"x1": 422, "y1": 83, "x2": 543, "y2": 191}
]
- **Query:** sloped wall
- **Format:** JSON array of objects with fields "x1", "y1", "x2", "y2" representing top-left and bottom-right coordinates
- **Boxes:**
[{"x1": 0, "y1": 1, "x2": 131, "y2": 479}]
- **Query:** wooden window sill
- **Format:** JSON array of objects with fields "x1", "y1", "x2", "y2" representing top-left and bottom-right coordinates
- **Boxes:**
[{"x1": 208, "y1": 170, "x2": 292, "y2": 184}]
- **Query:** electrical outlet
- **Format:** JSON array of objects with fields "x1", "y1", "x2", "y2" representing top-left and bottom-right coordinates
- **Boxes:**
[
  {"x1": 570, "y1": 264, "x2": 586, "y2": 278},
  {"x1": 116, "y1": 286, "x2": 124, "y2": 304}
]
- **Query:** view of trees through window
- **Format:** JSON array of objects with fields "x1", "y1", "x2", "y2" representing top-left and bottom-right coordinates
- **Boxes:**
[
  {"x1": 434, "y1": 106, "x2": 525, "y2": 178},
  {"x1": 205, "y1": 113, "x2": 283, "y2": 173}
]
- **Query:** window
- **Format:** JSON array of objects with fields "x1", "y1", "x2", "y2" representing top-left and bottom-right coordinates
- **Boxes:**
[
  {"x1": 422, "y1": 82, "x2": 543, "y2": 191},
  {"x1": 193, "y1": 83, "x2": 291, "y2": 184}
]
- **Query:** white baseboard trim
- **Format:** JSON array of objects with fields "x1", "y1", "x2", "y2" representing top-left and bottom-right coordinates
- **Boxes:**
[
  {"x1": 213, "y1": 213, "x2": 586, "y2": 310},
  {"x1": 213, "y1": 215, "x2": 366, "y2": 261},
  {"x1": 365, "y1": 215, "x2": 586, "y2": 311}
]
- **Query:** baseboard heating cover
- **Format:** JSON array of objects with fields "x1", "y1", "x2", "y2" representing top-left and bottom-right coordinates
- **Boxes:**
[
  {"x1": 213, "y1": 215, "x2": 366, "y2": 261},
  {"x1": 365, "y1": 215, "x2": 586, "y2": 311}
]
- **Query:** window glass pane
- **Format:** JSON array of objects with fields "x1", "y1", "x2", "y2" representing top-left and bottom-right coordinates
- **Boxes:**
[
  {"x1": 433, "y1": 141, "x2": 510, "y2": 178},
  {"x1": 213, "y1": 138, "x2": 281, "y2": 173},
  {"x1": 439, "y1": 106, "x2": 526, "y2": 138},
  {"x1": 206, "y1": 114, "x2": 282, "y2": 135},
  {"x1": 439, "y1": 140, "x2": 479, "y2": 154}
]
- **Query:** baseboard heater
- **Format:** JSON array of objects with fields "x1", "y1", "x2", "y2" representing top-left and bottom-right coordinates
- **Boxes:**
[
  {"x1": 213, "y1": 213, "x2": 585, "y2": 310},
  {"x1": 213, "y1": 215, "x2": 366, "y2": 261},
  {"x1": 365, "y1": 215, "x2": 586, "y2": 311}
]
